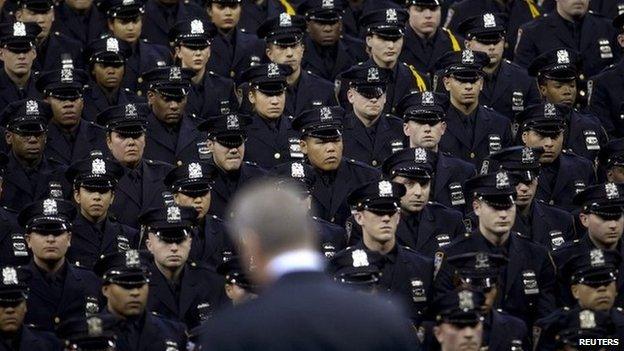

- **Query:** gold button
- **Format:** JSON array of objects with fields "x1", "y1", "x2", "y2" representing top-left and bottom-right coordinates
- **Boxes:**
[
  {"x1": 331, "y1": 217, "x2": 335, "y2": 222},
  {"x1": 549, "y1": 200, "x2": 554, "y2": 205},
  {"x1": 137, "y1": 77, "x2": 143, "y2": 83},
  {"x1": 230, "y1": 71, "x2": 235, "y2": 78},
  {"x1": 470, "y1": 152, "x2": 475, "y2": 159},
  {"x1": 54, "y1": 317, "x2": 60, "y2": 324},
  {"x1": 372, "y1": 160, "x2": 378, "y2": 166},
  {"x1": 274, "y1": 153, "x2": 281, "y2": 159}
]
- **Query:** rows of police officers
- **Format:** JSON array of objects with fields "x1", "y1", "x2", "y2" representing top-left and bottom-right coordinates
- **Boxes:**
[{"x1": 0, "y1": 0, "x2": 622, "y2": 349}]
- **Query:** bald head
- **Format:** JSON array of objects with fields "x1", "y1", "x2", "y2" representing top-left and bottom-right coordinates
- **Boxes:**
[{"x1": 228, "y1": 179, "x2": 317, "y2": 259}]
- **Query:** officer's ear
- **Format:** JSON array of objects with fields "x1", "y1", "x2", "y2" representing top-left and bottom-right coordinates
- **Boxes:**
[
  {"x1": 520, "y1": 131, "x2": 529, "y2": 145},
  {"x1": 346, "y1": 88, "x2": 356, "y2": 105},
  {"x1": 607, "y1": 169, "x2": 616, "y2": 182},
  {"x1": 472, "y1": 198, "x2": 482, "y2": 215},
  {"x1": 570, "y1": 283, "x2": 581, "y2": 300},
  {"x1": 107, "y1": 19, "x2": 116, "y2": 33},
  {"x1": 24, "y1": 233, "x2": 32, "y2": 249},
  {"x1": 0, "y1": 48, "x2": 4, "y2": 63},
  {"x1": 365, "y1": 35, "x2": 373, "y2": 50},
  {"x1": 101, "y1": 284, "x2": 112, "y2": 300},
  {"x1": 174, "y1": 46, "x2": 182, "y2": 61},
  {"x1": 105, "y1": 132, "x2": 113, "y2": 151},
  {"x1": 442, "y1": 76, "x2": 452, "y2": 92},
  {"x1": 402, "y1": 122, "x2": 411, "y2": 138},
  {"x1": 146, "y1": 90, "x2": 156, "y2": 106},
  {"x1": 299, "y1": 138, "x2": 308, "y2": 155},
  {"x1": 206, "y1": 139, "x2": 215, "y2": 153},
  {"x1": 73, "y1": 189, "x2": 81, "y2": 205},
  {"x1": 248, "y1": 89, "x2": 256, "y2": 105},
  {"x1": 439, "y1": 121, "x2": 447, "y2": 135},
  {"x1": 464, "y1": 40, "x2": 471, "y2": 49},
  {"x1": 265, "y1": 45, "x2": 275, "y2": 62},
  {"x1": 5, "y1": 131, "x2": 12, "y2": 147},
  {"x1": 579, "y1": 212, "x2": 591, "y2": 229},
  {"x1": 145, "y1": 232, "x2": 154, "y2": 253},
  {"x1": 433, "y1": 325, "x2": 444, "y2": 344},
  {"x1": 618, "y1": 34, "x2": 624, "y2": 48},
  {"x1": 353, "y1": 211, "x2": 365, "y2": 226}
]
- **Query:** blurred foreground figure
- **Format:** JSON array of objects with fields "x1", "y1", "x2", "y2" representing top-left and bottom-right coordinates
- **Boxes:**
[{"x1": 196, "y1": 180, "x2": 418, "y2": 351}]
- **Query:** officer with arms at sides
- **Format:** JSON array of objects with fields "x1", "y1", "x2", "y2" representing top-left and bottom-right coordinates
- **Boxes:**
[
  {"x1": 169, "y1": 18, "x2": 239, "y2": 118},
  {"x1": 242, "y1": 63, "x2": 302, "y2": 170},
  {"x1": 97, "y1": 103, "x2": 173, "y2": 229},
  {"x1": 141, "y1": 203, "x2": 227, "y2": 329},
  {"x1": 516, "y1": 103, "x2": 596, "y2": 211},
  {"x1": 435, "y1": 49, "x2": 513, "y2": 168},
  {"x1": 434, "y1": 171, "x2": 557, "y2": 327},
  {"x1": 19, "y1": 198, "x2": 102, "y2": 332},
  {"x1": 339, "y1": 63, "x2": 405, "y2": 168},
  {"x1": 398, "y1": 91, "x2": 476, "y2": 212},
  {"x1": 290, "y1": 105, "x2": 381, "y2": 226},
  {"x1": 468, "y1": 146, "x2": 576, "y2": 250},
  {"x1": 198, "y1": 112, "x2": 268, "y2": 219},
  {"x1": 164, "y1": 161, "x2": 231, "y2": 267},
  {"x1": 94, "y1": 250, "x2": 187, "y2": 350},
  {"x1": 196, "y1": 180, "x2": 419, "y2": 350},
  {"x1": 65, "y1": 150, "x2": 139, "y2": 269},
  {"x1": 342, "y1": 179, "x2": 434, "y2": 326}
]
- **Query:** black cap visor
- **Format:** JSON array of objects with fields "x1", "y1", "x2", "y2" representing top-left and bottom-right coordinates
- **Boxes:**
[
  {"x1": 214, "y1": 134, "x2": 246, "y2": 148},
  {"x1": 254, "y1": 81, "x2": 287, "y2": 95},
  {"x1": 9, "y1": 119, "x2": 47, "y2": 134},
  {"x1": 459, "y1": 275, "x2": 499, "y2": 289},
  {"x1": 302, "y1": 124, "x2": 343, "y2": 140},
  {"x1": 368, "y1": 26, "x2": 404, "y2": 40},
  {"x1": 2, "y1": 39, "x2": 36, "y2": 53},
  {"x1": 178, "y1": 36, "x2": 211, "y2": 50},
  {"x1": 153, "y1": 85, "x2": 188, "y2": 100},
  {"x1": 470, "y1": 30, "x2": 505, "y2": 45},
  {"x1": 152, "y1": 227, "x2": 192, "y2": 244},
  {"x1": 27, "y1": 217, "x2": 71, "y2": 234},
  {"x1": 404, "y1": 109, "x2": 445, "y2": 124},
  {"x1": 173, "y1": 180, "x2": 212, "y2": 197},
  {"x1": 353, "y1": 85, "x2": 385, "y2": 99},
  {"x1": 308, "y1": 11, "x2": 341, "y2": 24},
  {"x1": 267, "y1": 31, "x2": 304, "y2": 46},
  {"x1": 92, "y1": 52, "x2": 125, "y2": 66},
  {"x1": 477, "y1": 194, "x2": 515, "y2": 210},
  {"x1": 513, "y1": 169, "x2": 540, "y2": 183},
  {"x1": 47, "y1": 87, "x2": 83, "y2": 100},
  {"x1": 336, "y1": 270, "x2": 381, "y2": 286},
  {"x1": 438, "y1": 311, "x2": 482, "y2": 327},
  {"x1": 524, "y1": 120, "x2": 566, "y2": 137},
  {"x1": 574, "y1": 270, "x2": 618, "y2": 288},
  {"x1": 109, "y1": 120, "x2": 147, "y2": 137},
  {"x1": 359, "y1": 198, "x2": 401, "y2": 215},
  {"x1": 20, "y1": 0, "x2": 54, "y2": 13},
  {"x1": 68, "y1": 337, "x2": 116, "y2": 351},
  {"x1": 447, "y1": 69, "x2": 483, "y2": 82},
  {"x1": 75, "y1": 176, "x2": 117, "y2": 190},
  {"x1": 389, "y1": 166, "x2": 433, "y2": 181},
  {"x1": 107, "y1": 5, "x2": 144, "y2": 19},
  {"x1": 586, "y1": 203, "x2": 624, "y2": 220},
  {"x1": 539, "y1": 66, "x2": 577, "y2": 81},
  {"x1": 0, "y1": 290, "x2": 27, "y2": 305}
]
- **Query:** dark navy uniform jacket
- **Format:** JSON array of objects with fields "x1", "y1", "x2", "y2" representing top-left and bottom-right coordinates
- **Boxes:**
[
  {"x1": 308, "y1": 158, "x2": 381, "y2": 226},
  {"x1": 439, "y1": 105, "x2": 513, "y2": 168},
  {"x1": 244, "y1": 114, "x2": 301, "y2": 170},
  {"x1": 143, "y1": 114, "x2": 208, "y2": 165},
  {"x1": 66, "y1": 214, "x2": 139, "y2": 270},
  {"x1": 33, "y1": 32, "x2": 85, "y2": 72},
  {"x1": 465, "y1": 200, "x2": 576, "y2": 251},
  {"x1": 44, "y1": 121, "x2": 108, "y2": 166},
  {"x1": 122, "y1": 40, "x2": 172, "y2": 93},
  {"x1": 206, "y1": 28, "x2": 266, "y2": 83},
  {"x1": 341, "y1": 112, "x2": 405, "y2": 168},
  {"x1": 399, "y1": 27, "x2": 462, "y2": 75},
  {"x1": 483, "y1": 309, "x2": 530, "y2": 351},
  {"x1": 301, "y1": 35, "x2": 367, "y2": 81},
  {"x1": 141, "y1": 0, "x2": 207, "y2": 47},
  {"x1": 444, "y1": 0, "x2": 540, "y2": 58},
  {"x1": 52, "y1": 3, "x2": 107, "y2": 48},
  {"x1": 147, "y1": 261, "x2": 227, "y2": 329},
  {"x1": 588, "y1": 60, "x2": 624, "y2": 138},
  {"x1": 0, "y1": 70, "x2": 41, "y2": 116},
  {"x1": 314, "y1": 216, "x2": 347, "y2": 258},
  {"x1": 186, "y1": 71, "x2": 238, "y2": 119},
  {"x1": 353, "y1": 241, "x2": 434, "y2": 325},
  {"x1": 83, "y1": 85, "x2": 143, "y2": 123},
  {"x1": 109, "y1": 159, "x2": 173, "y2": 228},
  {"x1": 434, "y1": 231, "x2": 557, "y2": 326},
  {"x1": 189, "y1": 215, "x2": 232, "y2": 269},
  {"x1": 534, "y1": 151, "x2": 596, "y2": 211},
  {"x1": 563, "y1": 109, "x2": 607, "y2": 162},
  {"x1": 0, "y1": 207, "x2": 30, "y2": 266},
  {"x1": 514, "y1": 11, "x2": 620, "y2": 78},
  {"x1": 346, "y1": 203, "x2": 466, "y2": 258},
  {"x1": 284, "y1": 70, "x2": 337, "y2": 117},
  {"x1": 480, "y1": 60, "x2": 541, "y2": 121},
  {"x1": 102, "y1": 310, "x2": 187, "y2": 351},
  {"x1": 431, "y1": 151, "x2": 477, "y2": 212},
  {"x1": 0, "y1": 326, "x2": 62, "y2": 351},
  {"x1": 0, "y1": 154, "x2": 66, "y2": 212},
  {"x1": 209, "y1": 161, "x2": 268, "y2": 219},
  {"x1": 25, "y1": 262, "x2": 102, "y2": 331}
]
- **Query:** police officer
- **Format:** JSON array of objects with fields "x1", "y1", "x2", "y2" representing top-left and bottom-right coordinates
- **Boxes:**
[
  {"x1": 398, "y1": 91, "x2": 477, "y2": 211},
  {"x1": 164, "y1": 161, "x2": 230, "y2": 267},
  {"x1": 141, "y1": 204, "x2": 227, "y2": 328},
  {"x1": 290, "y1": 106, "x2": 381, "y2": 225},
  {"x1": 19, "y1": 198, "x2": 102, "y2": 331},
  {"x1": 0, "y1": 266, "x2": 61, "y2": 350},
  {"x1": 357, "y1": 8, "x2": 428, "y2": 113},
  {"x1": 256, "y1": 13, "x2": 337, "y2": 117},
  {"x1": 0, "y1": 99, "x2": 66, "y2": 212},
  {"x1": 344, "y1": 179, "x2": 433, "y2": 325},
  {"x1": 436, "y1": 49, "x2": 513, "y2": 168},
  {"x1": 65, "y1": 150, "x2": 138, "y2": 269},
  {"x1": 326, "y1": 246, "x2": 383, "y2": 293},
  {"x1": 56, "y1": 315, "x2": 119, "y2": 351},
  {"x1": 459, "y1": 13, "x2": 540, "y2": 121},
  {"x1": 588, "y1": 13, "x2": 624, "y2": 139},
  {"x1": 83, "y1": 36, "x2": 142, "y2": 121},
  {"x1": 53, "y1": 0, "x2": 107, "y2": 48},
  {"x1": 198, "y1": 113, "x2": 268, "y2": 218},
  {"x1": 36, "y1": 65, "x2": 109, "y2": 166},
  {"x1": 551, "y1": 183, "x2": 624, "y2": 306},
  {"x1": 0, "y1": 22, "x2": 42, "y2": 114},
  {"x1": 400, "y1": 0, "x2": 462, "y2": 75},
  {"x1": 297, "y1": 0, "x2": 367, "y2": 81},
  {"x1": 340, "y1": 64, "x2": 405, "y2": 168},
  {"x1": 241, "y1": 63, "x2": 301, "y2": 169},
  {"x1": 141, "y1": 66, "x2": 208, "y2": 164},
  {"x1": 0, "y1": 154, "x2": 28, "y2": 266},
  {"x1": 599, "y1": 138, "x2": 624, "y2": 182},
  {"x1": 517, "y1": 103, "x2": 596, "y2": 210},
  {"x1": 93, "y1": 250, "x2": 187, "y2": 349},
  {"x1": 528, "y1": 48, "x2": 607, "y2": 161},
  {"x1": 169, "y1": 18, "x2": 239, "y2": 118},
  {"x1": 475, "y1": 146, "x2": 577, "y2": 250},
  {"x1": 14, "y1": 0, "x2": 85, "y2": 72},
  {"x1": 445, "y1": 252, "x2": 529, "y2": 351},
  {"x1": 430, "y1": 289, "x2": 485, "y2": 351},
  {"x1": 99, "y1": 0, "x2": 172, "y2": 92},
  {"x1": 141, "y1": 0, "x2": 207, "y2": 47},
  {"x1": 434, "y1": 170, "x2": 557, "y2": 327},
  {"x1": 514, "y1": 0, "x2": 620, "y2": 79},
  {"x1": 204, "y1": 0, "x2": 266, "y2": 82},
  {"x1": 216, "y1": 254, "x2": 257, "y2": 305},
  {"x1": 97, "y1": 103, "x2": 173, "y2": 228}
]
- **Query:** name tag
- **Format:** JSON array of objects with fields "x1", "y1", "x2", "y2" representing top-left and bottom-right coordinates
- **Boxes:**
[
  {"x1": 574, "y1": 180, "x2": 586, "y2": 194},
  {"x1": 449, "y1": 182, "x2": 465, "y2": 206},
  {"x1": 522, "y1": 270, "x2": 539, "y2": 295},
  {"x1": 390, "y1": 140, "x2": 404, "y2": 154},
  {"x1": 436, "y1": 234, "x2": 451, "y2": 247},
  {"x1": 197, "y1": 142, "x2": 211, "y2": 160},
  {"x1": 599, "y1": 39, "x2": 613, "y2": 59},
  {"x1": 583, "y1": 130, "x2": 600, "y2": 151},
  {"x1": 488, "y1": 134, "x2": 501, "y2": 154},
  {"x1": 512, "y1": 91, "x2": 524, "y2": 112},
  {"x1": 411, "y1": 278, "x2": 427, "y2": 303},
  {"x1": 289, "y1": 138, "x2": 303, "y2": 159},
  {"x1": 549, "y1": 230, "x2": 565, "y2": 249},
  {"x1": 11, "y1": 233, "x2": 28, "y2": 257},
  {"x1": 117, "y1": 235, "x2": 130, "y2": 251}
]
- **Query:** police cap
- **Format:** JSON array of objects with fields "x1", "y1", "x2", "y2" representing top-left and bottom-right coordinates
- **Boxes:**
[
  {"x1": 339, "y1": 64, "x2": 390, "y2": 99},
  {"x1": 447, "y1": 252, "x2": 508, "y2": 289},
  {"x1": 599, "y1": 138, "x2": 624, "y2": 169},
  {"x1": 573, "y1": 182, "x2": 624, "y2": 217},
  {"x1": 164, "y1": 161, "x2": 216, "y2": 197},
  {"x1": 240, "y1": 63, "x2": 292, "y2": 95},
  {"x1": 0, "y1": 266, "x2": 31, "y2": 305},
  {"x1": 273, "y1": 161, "x2": 317, "y2": 195},
  {"x1": 1, "y1": 99, "x2": 51, "y2": 134},
  {"x1": 291, "y1": 106, "x2": 344, "y2": 139},
  {"x1": 561, "y1": 248, "x2": 620, "y2": 287},
  {"x1": 18, "y1": 198, "x2": 77, "y2": 234},
  {"x1": 430, "y1": 288, "x2": 485, "y2": 326},
  {"x1": 483, "y1": 146, "x2": 543, "y2": 183},
  {"x1": 96, "y1": 103, "x2": 149, "y2": 136},
  {"x1": 35, "y1": 67, "x2": 90, "y2": 100},
  {"x1": 457, "y1": 13, "x2": 506, "y2": 44},
  {"x1": 381, "y1": 147, "x2": 434, "y2": 180},
  {"x1": 516, "y1": 103, "x2": 567, "y2": 137},
  {"x1": 347, "y1": 179, "x2": 406, "y2": 214},
  {"x1": 169, "y1": 18, "x2": 216, "y2": 49},
  {"x1": 93, "y1": 250, "x2": 152, "y2": 286},
  {"x1": 0, "y1": 22, "x2": 40, "y2": 52},
  {"x1": 16, "y1": 0, "x2": 54, "y2": 13},
  {"x1": 396, "y1": 91, "x2": 448, "y2": 123},
  {"x1": 85, "y1": 36, "x2": 131, "y2": 66},
  {"x1": 139, "y1": 204, "x2": 197, "y2": 242},
  {"x1": 528, "y1": 48, "x2": 581, "y2": 80},
  {"x1": 257, "y1": 13, "x2": 306, "y2": 46},
  {"x1": 464, "y1": 170, "x2": 519, "y2": 209},
  {"x1": 360, "y1": 8, "x2": 408, "y2": 40},
  {"x1": 435, "y1": 49, "x2": 490, "y2": 81},
  {"x1": 57, "y1": 315, "x2": 119, "y2": 351},
  {"x1": 141, "y1": 66, "x2": 194, "y2": 99},
  {"x1": 217, "y1": 253, "x2": 256, "y2": 292},
  {"x1": 98, "y1": 0, "x2": 145, "y2": 19},
  {"x1": 198, "y1": 113, "x2": 252, "y2": 148},
  {"x1": 327, "y1": 247, "x2": 383, "y2": 287},
  {"x1": 297, "y1": 0, "x2": 346, "y2": 23}
]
